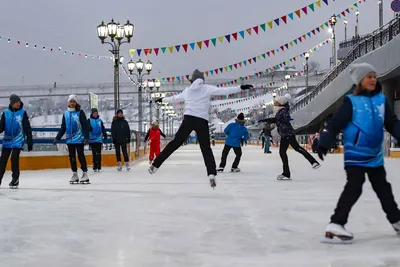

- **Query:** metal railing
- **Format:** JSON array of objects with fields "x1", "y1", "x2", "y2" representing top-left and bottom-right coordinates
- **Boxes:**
[
  {"x1": 290, "y1": 16, "x2": 400, "y2": 114},
  {"x1": 338, "y1": 33, "x2": 373, "y2": 49}
]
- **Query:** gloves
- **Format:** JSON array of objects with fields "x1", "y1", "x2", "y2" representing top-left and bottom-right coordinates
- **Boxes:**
[
  {"x1": 317, "y1": 147, "x2": 328, "y2": 161},
  {"x1": 28, "y1": 144, "x2": 33, "y2": 152},
  {"x1": 53, "y1": 139, "x2": 58, "y2": 145},
  {"x1": 240, "y1": 84, "x2": 253, "y2": 90},
  {"x1": 155, "y1": 98, "x2": 163, "y2": 103}
]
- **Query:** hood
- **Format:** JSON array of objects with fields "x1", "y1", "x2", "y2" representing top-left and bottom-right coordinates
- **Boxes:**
[
  {"x1": 8, "y1": 101, "x2": 24, "y2": 111},
  {"x1": 113, "y1": 115, "x2": 125, "y2": 121},
  {"x1": 188, "y1": 78, "x2": 204, "y2": 90}
]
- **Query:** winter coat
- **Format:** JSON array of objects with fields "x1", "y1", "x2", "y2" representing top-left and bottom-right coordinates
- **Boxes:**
[
  {"x1": 144, "y1": 127, "x2": 165, "y2": 143},
  {"x1": 111, "y1": 116, "x2": 131, "y2": 144},
  {"x1": 259, "y1": 107, "x2": 295, "y2": 138},
  {"x1": 224, "y1": 121, "x2": 249, "y2": 147},
  {"x1": 56, "y1": 104, "x2": 89, "y2": 144},
  {"x1": 319, "y1": 82, "x2": 400, "y2": 167},
  {"x1": 0, "y1": 102, "x2": 32, "y2": 149},
  {"x1": 88, "y1": 115, "x2": 107, "y2": 144},
  {"x1": 162, "y1": 79, "x2": 241, "y2": 121}
]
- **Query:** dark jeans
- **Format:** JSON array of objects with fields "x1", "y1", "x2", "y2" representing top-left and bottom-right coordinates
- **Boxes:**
[
  {"x1": 67, "y1": 144, "x2": 87, "y2": 172},
  {"x1": 90, "y1": 143, "x2": 103, "y2": 170},
  {"x1": 279, "y1": 135, "x2": 318, "y2": 177},
  {"x1": 331, "y1": 166, "x2": 400, "y2": 225},
  {"x1": 153, "y1": 115, "x2": 217, "y2": 176},
  {"x1": 0, "y1": 148, "x2": 21, "y2": 183},
  {"x1": 115, "y1": 143, "x2": 129, "y2": 163},
  {"x1": 219, "y1": 145, "x2": 242, "y2": 169}
]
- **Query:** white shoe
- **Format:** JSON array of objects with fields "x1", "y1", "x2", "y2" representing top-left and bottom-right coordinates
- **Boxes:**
[
  {"x1": 231, "y1": 167, "x2": 241, "y2": 172},
  {"x1": 148, "y1": 165, "x2": 158, "y2": 174},
  {"x1": 70, "y1": 172, "x2": 79, "y2": 184},
  {"x1": 117, "y1": 162, "x2": 122, "y2": 171},
  {"x1": 325, "y1": 223, "x2": 353, "y2": 242},
  {"x1": 80, "y1": 172, "x2": 90, "y2": 184},
  {"x1": 392, "y1": 221, "x2": 400, "y2": 235},
  {"x1": 125, "y1": 162, "x2": 130, "y2": 170},
  {"x1": 209, "y1": 174, "x2": 217, "y2": 189},
  {"x1": 312, "y1": 163, "x2": 321, "y2": 169}
]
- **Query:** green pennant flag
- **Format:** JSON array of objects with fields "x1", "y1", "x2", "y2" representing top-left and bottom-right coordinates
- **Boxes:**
[
  {"x1": 324, "y1": 22, "x2": 329, "y2": 27},
  {"x1": 229, "y1": 65, "x2": 233, "y2": 70},
  {"x1": 308, "y1": 3, "x2": 315, "y2": 12},
  {"x1": 354, "y1": 3, "x2": 358, "y2": 7},
  {"x1": 261, "y1": 53, "x2": 266, "y2": 59},
  {"x1": 293, "y1": 39, "x2": 298, "y2": 45},
  {"x1": 211, "y1": 38, "x2": 217, "y2": 46},
  {"x1": 260, "y1": 23, "x2": 266, "y2": 32},
  {"x1": 161, "y1": 47, "x2": 167, "y2": 54}
]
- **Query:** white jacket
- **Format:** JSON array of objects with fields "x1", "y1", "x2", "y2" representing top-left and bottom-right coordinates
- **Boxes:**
[{"x1": 162, "y1": 79, "x2": 242, "y2": 121}]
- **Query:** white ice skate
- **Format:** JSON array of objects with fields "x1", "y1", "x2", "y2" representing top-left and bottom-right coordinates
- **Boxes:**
[
  {"x1": 80, "y1": 172, "x2": 90, "y2": 184},
  {"x1": 209, "y1": 175, "x2": 217, "y2": 189},
  {"x1": 312, "y1": 162, "x2": 321, "y2": 170},
  {"x1": 392, "y1": 221, "x2": 400, "y2": 235},
  {"x1": 117, "y1": 162, "x2": 122, "y2": 172},
  {"x1": 277, "y1": 174, "x2": 291, "y2": 180},
  {"x1": 216, "y1": 167, "x2": 224, "y2": 172},
  {"x1": 323, "y1": 223, "x2": 353, "y2": 243},
  {"x1": 231, "y1": 167, "x2": 241, "y2": 173},
  {"x1": 125, "y1": 162, "x2": 130, "y2": 171},
  {"x1": 148, "y1": 165, "x2": 158, "y2": 174},
  {"x1": 70, "y1": 172, "x2": 79, "y2": 184}
]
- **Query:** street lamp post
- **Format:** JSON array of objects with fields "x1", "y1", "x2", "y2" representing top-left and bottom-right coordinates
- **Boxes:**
[
  {"x1": 127, "y1": 59, "x2": 153, "y2": 132},
  {"x1": 284, "y1": 74, "x2": 291, "y2": 95},
  {"x1": 147, "y1": 80, "x2": 161, "y2": 124},
  {"x1": 343, "y1": 19, "x2": 348, "y2": 41},
  {"x1": 379, "y1": 0, "x2": 383, "y2": 28},
  {"x1": 97, "y1": 19, "x2": 134, "y2": 112},
  {"x1": 329, "y1": 14, "x2": 337, "y2": 67},
  {"x1": 355, "y1": 11, "x2": 360, "y2": 38},
  {"x1": 305, "y1": 52, "x2": 310, "y2": 102}
]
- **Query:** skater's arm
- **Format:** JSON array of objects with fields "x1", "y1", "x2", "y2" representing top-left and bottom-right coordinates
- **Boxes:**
[
  {"x1": 79, "y1": 112, "x2": 89, "y2": 139},
  {"x1": 159, "y1": 129, "x2": 166, "y2": 138},
  {"x1": 384, "y1": 99, "x2": 400, "y2": 140},
  {"x1": 101, "y1": 120, "x2": 107, "y2": 140},
  {"x1": 22, "y1": 111, "x2": 33, "y2": 148},
  {"x1": 163, "y1": 90, "x2": 186, "y2": 103},
  {"x1": 243, "y1": 129, "x2": 250, "y2": 142},
  {"x1": 55, "y1": 115, "x2": 66, "y2": 140},
  {"x1": 0, "y1": 112, "x2": 5, "y2": 134},
  {"x1": 111, "y1": 121, "x2": 116, "y2": 143},
  {"x1": 87, "y1": 119, "x2": 93, "y2": 132},
  {"x1": 144, "y1": 129, "x2": 150, "y2": 142},
  {"x1": 125, "y1": 121, "x2": 131, "y2": 143},
  {"x1": 206, "y1": 84, "x2": 241, "y2": 96},
  {"x1": 258, "y1": 118, "x2": 276, "y2": 123}
]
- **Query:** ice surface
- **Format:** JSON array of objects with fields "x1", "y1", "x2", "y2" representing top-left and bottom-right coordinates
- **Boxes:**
[{"x1": 1, "y1": 145, "x2": 400, "y2": 267}]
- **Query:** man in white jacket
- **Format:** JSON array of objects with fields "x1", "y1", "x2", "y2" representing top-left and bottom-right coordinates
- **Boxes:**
[{"x1": 149, "y1": 69, "x2": 253, "y2": 188}]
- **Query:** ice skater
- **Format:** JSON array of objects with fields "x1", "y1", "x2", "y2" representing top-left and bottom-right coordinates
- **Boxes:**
[
  {"x1": 259, "y1": 94, "x2": 320, "y2": 180},
  {"x1": 259, "y1": 123, "x2": 273, "y2": 153},
  {"x1": 149, "y1": 69, "x2": 253, "y2": 188},
  {"x1": 54, "y1": 94, "x2": 90, "y2": 184},
  {"x1": 144, "y1": 120, "x2": 166, "y2": 164},
  {"x1": 317, "y1": 63, "x2": 400, "y2": 242},
  {"x1": 216, "y1": 113, "x2": 249, "y2": 173},
  {"x1": 88, "y1": 108, "x2": 107, "y2": 172},
  {"x1": 0, "y1": 94, "x2": 33, "y2": 188},
  {"x1": 111, "y1": 109, "x2": 131, "y2": 171}
]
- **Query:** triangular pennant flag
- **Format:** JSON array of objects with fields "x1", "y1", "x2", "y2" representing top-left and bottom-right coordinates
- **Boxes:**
[
  {"x1": 323, "y1": 0, "x2": 328, "y2": 5},
  {"x1": 224, "y1": 66, "x2": 228, "y2": 71},
  {"x1": 289, "y1": 41, "x2": 294, "y2": 46},
  {"x1": 274, "y1": 18, "x2": 280, "y2": 26},
  {"x1": 260, "y1": 23, "x2": 266, "y2": 32},
  {"x1": 312, "y1": 29, "x2": 316, "y2": 35},
  {"x1": 257, "y1": 55, "x2": 261, "y2": 60},
  {"x1": 288, "y1": 13, "x2": 294, "y2": 20},
  {"x1": 316, "y1": 27, "x2": 320, "y2": 32},
  {"x1": 294, "y1": 39, "x2": 298, "y2": 44},
  {"x1": 243, "y1": 60, "x2": 247, "y2": 66},
  {"x1": 239, "y1": 30, "x2": 245, "y2": 39},
  {"x1": 129, "y1": 49, "x2": 135, "y2": 57},
  {"x1": 154, "y1": 48, "x2": 159, "y2": 56},
  {"x1": 253, "y1": 26, "x2": 259, "y2": 34},
  {"x1": 308, "y1": 3, "x2": 315, "y2": 12},
  {"x1": 189, "y1": 43, "x2": 195, "y2": 50},
  {"x1": 280, "y1": 45, "x2": 285, "y2": 51},
  {"x1": 298, "y1": 37, "x2": 302, "y2": 42},
  {"x1": 346, "y1": 8, "x2": 350, "y2": 13},
  {"x1": 354, "y1": 3, "x2": 358, "y2": 7},
  {"x1": 233, "y1": 63, "x2": 238, "y2": 69},
  {"x1": 268, "y1": 21, "x2": 273, "y2": 29},
  {"x1": 211, "y1": 38, "x2": 217, "y2": 46},
  {"x1": 168, "y1": 46, "x2": 173, "y2": 54},
  {"x1": 302, "y1": 6, "x2": 308, "y2": 15},
  {"x1": 186, "y1": 75, "x2": 190, "y2": 80},
  {"x1": 220, "y1": 67, "x2": 223, "y2": 73},
  {"x1": 182, "y1": 44, "x2": 188, "y2": 52},
  {"x1": 337, "y1": 14, "x2": 342, "y2": 19},
  {"x1": 238, "y1": 62, "x2": 242, "y2": 67},
  {"x1": 171, "y1": 77, "x2": 175, "y2": 82},
  {"x1": 197, "y1": 41, "x2": 202, "y2": 49},
  {"x1": 167, "y1": 77, "x2": 170, "y2": 82},
  {"x1": 215, "y1": 69, "x2": 219, "y2": 74},
  {"x1": 205, "y1": 71, "x2": 209, "y2": 76},
  {"x1": 266, "y1": 51, "x2": 270, "y2": 57},
  {"x1": 204, "y1": 40, "x2": 210, "y2": 47},
  {"x1": 285, "y1": 43, "x2": 289, "y2": 49},
  {"x1": 341, "y1": 11, "x2": 346, "y2": 16},
  {"x1": 218, "y1": 36, "x2": 224, "y2": 43},
  {"x1": 307, "y1": 32, "x2": 311, "y2": 38},
  {"x1": 320, "y1": 24, "x2": 325, "y2": 30},
  {"x1": 144, "y1": 49, "x2": 149, "y2": 56},
  {"x1": 281, "y1": 15, "x2": 287, "y2": 24},
  {"x1": 137, "y1": 49, "x2": 142, "y2": 57},
  {"x1": 229, "y1": 65, "x2": 233, "y2": 71},
  {"x1": 253, "y1": 57, "x2": 257, "y2": 63},
  {"x1": 350, "y1": 6, "x2": 354, "y2": 11},
  {"x1": 175, "y1": 45, "x2": 180, "y2": 52},
  {"x1": 161, "y1": 47, "x2": 166, "y2": 54},
  {"x1": 271, "y1": 50, "x2": 275, "y2": 55},
  {"x1": 246, "y1": 28, "x2": 252, "y2": 35},
  {"x1": 324, "y1": 22, "x2": 329, "y2": 27},
  {"x1": 232, "y1": 32, "x2": 238, "y2": 40},
  {"x1": 225, "y1": 35, "x2": 231, "y2": 43},
  {"x1": 261, "y1": 53, "x2": 266, "y2": 59},
  {"x1": 295, "y1": 10, "x2": 301, "y2": 18},
  {"x1": 316, "y1": 0, "x2": 321, "y2": 7}
]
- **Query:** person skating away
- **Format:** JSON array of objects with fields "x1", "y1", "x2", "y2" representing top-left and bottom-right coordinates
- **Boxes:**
[
  {"x1": 111, "y1": 109, "x2": 131, "y2": 171},
  {"x1": 259, "y1": 94, "x2": 320, "y2": 180},
  {"x1": 217, "y1": 113, "x2": 249, "y2": 173},
  {"x1": 311, "y1": 132, "x2": 320, "y2": 153},
  {"x1": 54, "y1": 94, "x2": 90, "y2": 184},
  {"x1": 317, "y1": 63, "x2": 400, "y2": 242},
  {"x1": 149, "y1": 69, "x2": 253, "y2": 188},
  {"x1": 144, "y1": 120, "x2": 166, "y2": 164},
  {"x1": 0, "y1": 95, "x2": 33, "y2": 188},
  {"x1": 88, "y1": 108, "x2": 107, "y2": 172},
  {"x1": 259, "y1": 123, "x2": 273, "y2": 154}
]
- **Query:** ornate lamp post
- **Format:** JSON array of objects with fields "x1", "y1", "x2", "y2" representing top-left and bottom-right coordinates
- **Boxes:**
[{"x1": 329, "y1": 14, "x2": 337, "y2": 67}]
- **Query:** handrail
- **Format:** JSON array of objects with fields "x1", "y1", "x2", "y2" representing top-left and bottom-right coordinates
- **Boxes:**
[{"x1": 290, "y1": 16, "x2": 400, "y2": 114}]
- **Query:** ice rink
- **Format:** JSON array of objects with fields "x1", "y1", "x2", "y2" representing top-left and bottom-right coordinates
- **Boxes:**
[{"x1": 1, "y1": 144, "x2": 400, "y2": 267}]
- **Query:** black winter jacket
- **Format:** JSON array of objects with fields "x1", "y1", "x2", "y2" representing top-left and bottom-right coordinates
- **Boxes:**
[
  {"x1": 259, "y1": 107, "x2": 295, "y2": 138},
  {"x1": 111, "y1": 116, "x2": 131, "y2": 144}
]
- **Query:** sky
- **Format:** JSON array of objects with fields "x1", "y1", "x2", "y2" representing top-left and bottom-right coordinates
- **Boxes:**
[{"x1": 0, "y1": 0, "x2": 397, "y2": 87}]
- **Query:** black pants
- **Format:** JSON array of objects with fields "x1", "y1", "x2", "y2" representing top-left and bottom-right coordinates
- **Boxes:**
[
  {"x1": 219, "y1": 145, "x2": 242, "y2": 169},
  {"x1": 279, "y1": 135, "x2": 318, "y2": 177},
  {"x1": 153, "y1": 115, "x2": 217, "y2": 176},
  {"x1": 331, "y1": 166, "x2": 400, "y2": 225},
  {"x1": 0, "y1": 148, "x2": 21, "y2": 183},
  {"x1": 115, "y1": 143, "x2": 129, "y2": 162},
  {"x1": 90, "y1": 143, "x2": 103, "y2": 170},
  {"x1": 68, "y1": 144, "x2": 87, "y2": 172}
]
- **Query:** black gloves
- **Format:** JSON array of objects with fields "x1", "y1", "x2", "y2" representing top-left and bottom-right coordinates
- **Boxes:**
[
  {"x1": 240, "y1": 84, "x2": 253, "y2": 90},
  {"x1": 53, "y1": 139, "x2": 58, "y2": 145},
  {"x1": 317, "y1": 147, "x2": 328, "y2": 161},
  {"x1": 155, "y1": 98, "x2": 163, "y2": 103}
]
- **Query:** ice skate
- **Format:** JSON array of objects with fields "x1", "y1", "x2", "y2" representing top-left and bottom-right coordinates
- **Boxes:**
[
  {"x1": 312, "y1": 162, "x2": 321, "y2": 170},
  {"x1": 277, "y1": 174, "x2": 291, "y2": 180},
  {"x1": 9, "y1": 178, "x2": 19, "y2": 189},
  {"x1": 70, "y1": 172, "x2": 79, "y2": 184},
  {"x1": 323, "y1": 223, "x2": 353, "y2": 243},
  {"x1": 117, "y1": 162, "x2": 122, "y2": 171},
  {"x1": 392, "y1": 221, "x2": 400, "y2": 235},
  {"x1": 231, "y1": 167, "x2": 241, "y2": 173},
  {"x1": 80, "y1": 172, "x2": 90, "y2": 184},
  {"x1": 216, "y1": 167, "x2": 224, "y2": 172},
  {"x1": 148, "y1": 165, "x2": 158, "y2": 174},
  {"x1": 93, "y1": 169, "x2": 98, "y2": 172},
  {"x1": 125, "y1": 162, "x2": 130, "y2": 171},
  {"x1": 209, "y1": 174, "x2": 217, "y2": 189}
]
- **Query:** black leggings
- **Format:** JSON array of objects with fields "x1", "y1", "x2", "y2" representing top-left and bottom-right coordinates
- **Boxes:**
[
  {"x1": 68, "y1": 144, "x2": 87, "y2": 172},
  {"x1": 90, "y1": 143, "x2": 103, "y2": 170},
  {"x1": 219, "y1": 145, "x2": 242, "y2": 169},
  {"x1": 0, "y1": 148, "x2": 21, "y2": 182}
]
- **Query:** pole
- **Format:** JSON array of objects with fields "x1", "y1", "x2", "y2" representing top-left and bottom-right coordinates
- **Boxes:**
[
  {"x1": 162, "y1": 111, "x2": 165, "y2": 134},
  {"x1": 345, "y1": 24, "x2": 347, "y2": 41},
  {"x1": 138, "y1": 77, "x2": 143, "y2": 133},
  {"x1": 379, "y1": 0, "x2": 383, "y2": 28},
  {"x1": 356, "y1": 14, "x2": 359, "y2": 38},
  {"x1": 149, "y1": 100, "x2": 153, "y2": 124},
  {"x1": 332, "y1": 27, "x2": 336, "y2": 66},
  {"x1": 113, "y1": 47, "x2": 120, "y2": 112},
  {"x1": 305, "y1": 58, "x2": 309, "y2": 98}
]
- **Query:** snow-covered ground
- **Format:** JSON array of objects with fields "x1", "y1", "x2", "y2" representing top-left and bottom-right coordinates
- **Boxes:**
[{"x1": 1, "y1": 145, "x2": 400, "y2": 266}]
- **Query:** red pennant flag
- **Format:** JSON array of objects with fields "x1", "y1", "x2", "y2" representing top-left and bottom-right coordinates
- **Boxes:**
[
  {"x1": 293, "y1": 57, "x2": 297, "y2": 61},
  {"x1": 246, "y1": 28, "x2": 252, "y2": 35},
  {"x1": 302, "y1": 6, "x2": 308, "y2": 15},
  {"x1": 341, "y1": 11, "x2": 346, "y2": 16},
  {"x1": 167, "y1": 77, "x2": 171, "y2": 82},
  {"x1": 281, "y1": 15, "x2": 287, "y2": 24},
  {"x1": 232, "y1": 32, "x2": 238, "y2": 40},
  {"x1": 253, "y1": 26, "x2": 259, "y2": 34},
  {"x1": 144, "y1": 49, "x2": 149, "y2": 56},
  {"x1": 298, "y1": 37, "x2": 303, "y2": 42},
  {"x1": 215, "y1": 69, "x2": 219, "y2": 74},
  {"x1": 204, "y1": 40, "x2": 210, "y2": 48},
  {"x1": 311, "y1": 29, "x2": 316, "y2": 35},
  {"x1": 248, "y1": 59, "x2": 252, "y2": 64},
  {"x1": 280, "y1": 45, "x2": 284, "y2": 51},
  {"x1": 182, "y1": 44, "x2": 188, "y2": 52},
  {"x1": 154, "y1": 48, "x2": 159, "y2": 56},
  {"x1": 266, "y1": 51, "x2": 270, "y2": 57}
]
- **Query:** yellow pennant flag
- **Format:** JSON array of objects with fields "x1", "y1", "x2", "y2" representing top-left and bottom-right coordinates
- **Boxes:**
[
  {"x1": 257, "y1": 55, "x2": 261, "y2": 60},
  {"x1": 224, "y1": 66, "x2": 228, "y2": 72},
  {"x1": 320, "y1": 24, "x2": 325, "y2": 30},
  {"x1": 218, "y1": 36, "x2": 224, "y2": 43},
  {"x1": 129, "y1": 49, "x2": 135, "y2": 57},
  {"x1": 168, "y1": 46, "x2": 174, "y2": 54},
  {"x1": 350, "y1": 6, "x2": 354, "y2": 10},
  {"x1": 289, "y1": 41, "x2": 294, "y2": 47},
  {"x1": 315, "y1": 0, "x2": 321, "y2": 7},
  {"x1": 267, "y1": 21, "x2": 273, "y2": 29}
]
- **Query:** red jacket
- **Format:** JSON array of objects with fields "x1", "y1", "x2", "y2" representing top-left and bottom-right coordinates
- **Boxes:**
[{"x1": 144, "y1": 127, "x2": 166, "y2": 143}]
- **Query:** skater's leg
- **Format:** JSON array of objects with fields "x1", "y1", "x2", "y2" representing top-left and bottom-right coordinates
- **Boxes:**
[
  {"x1": 232, "y1": 146, "x2": 242, "y2": 169},
  {"x1": 149, "y1": 143, "x2": 155, "y2": 162},
  {"x1": 367, "y1": 166, "x2": 400, "y2": 224},
  {"x1": 262, "y1": 139, "x2": 265, "y2": 148},
  {"x1": 76, "y1": 144, "x2": 88, "y2": 172},
  {"x1": 265, "y1": 136, "x2": 270, "y2": 153},
  {"x1": 67, "y1": 144, "x2": 78, "y2": 172},
  {"x1": 90, "y1": 144, "x2": 96, "y2": 169},
  {"x1": 10, "y1": 149, "x2": 21, "y2": 181},
  {"x1": 115, "y1": 144, "x2": 122, "y2": 162},
  {"x1": 289, "y1": 136, "x2": 318, "y2": 164},
  {"x1": 152, "y1": 116, "x2": 193, "y2": 168},
  {"x1": 98, "y1": 144, "x2": 103, "y2": 170},
  {"x1": 0, "y1": 148, "x2": 12, "y2": 183},
  {"x1": 279, "y1": 137, "x2": 291, "y2": 177},
  {"x1": 219, "y1": 145, "x2": 231, "y2": 168},
  {"x1": 121, "y1": 143, "x2": 129, "y2": 162},
  {"x1": 195, "y1": 118, "x2": 217, "y2": 176},
  {"x1": 330, "y1": 167, "x2": 366, "y2": 225}
]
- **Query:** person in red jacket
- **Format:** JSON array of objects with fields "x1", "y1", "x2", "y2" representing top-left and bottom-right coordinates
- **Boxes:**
[{"x1": 144, "y1": 120, "x2": 166, "y2": 164}]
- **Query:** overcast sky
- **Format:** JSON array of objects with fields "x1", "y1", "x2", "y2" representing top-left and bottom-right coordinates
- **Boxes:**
[{"x1": 0, "y1": 0, "x2": 396, "y2": 87}]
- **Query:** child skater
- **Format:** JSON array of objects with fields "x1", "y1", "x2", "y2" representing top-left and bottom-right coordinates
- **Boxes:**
[
  {"x1": 88, "y1": 108, "x2": 107, "y2": 172},
  {"x1": 150, "y1": 69, "x2": 253, "y2": 188},
  {"x1": 0, "y1": 94, "x2": 33, "y2": 188},
  {"x1": 54, "y1": 94, "x2": 90, "y2": 184},
  {"x1": 216, "y1": 113, "x2": 249, "y2": 173},
  {"x1": 318, "y1": 63, "x2": 400, "y2": 242},
  {"x1": 144, "y1": 120, "x2": 166, "y2": 164},
  {"x1": 259, "y1": 94, "x2": 320, "y2": 180}
]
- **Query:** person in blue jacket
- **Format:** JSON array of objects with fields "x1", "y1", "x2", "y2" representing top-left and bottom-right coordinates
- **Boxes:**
[
  {"x1": 88, "y1": 108, "x2": 107, "y2": 172},
  {"x1": 54, "y1": 94, "x2": 90, "y2": 184},
  {"x1": 318, "y1": 63, "x2": 400, "y2": 242},
  {"x1": 0, "y1": 94, "x2": 33, "y2": 188},
  {"x1": 216, "y1": 113, "x2": 249, "y2": 172}
]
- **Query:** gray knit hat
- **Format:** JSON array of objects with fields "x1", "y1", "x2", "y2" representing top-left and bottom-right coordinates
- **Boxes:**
[
  {"x1": 191, "y1": 69, "x2": 205, "y2": 82},
  {"x1": 348, "y1": 63, "x2": 377, "y2": 85}
]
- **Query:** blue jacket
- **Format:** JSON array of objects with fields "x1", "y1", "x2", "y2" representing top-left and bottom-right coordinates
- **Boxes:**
[
  {"x1": 224, "y1": 121, "x2": 249, "y2": 147},
  {"x1": 0, "y1": 103, "x2": 33, "y2": 149},
  {"x1": 56, "y1": 105, "x2": 89, "y2": 144},
  {"x1": 88, "y1": 116, "x2": 107, "y2": 144},
  {"x1": 319, "y1": 83, "x2": 400, "y2": 167}
]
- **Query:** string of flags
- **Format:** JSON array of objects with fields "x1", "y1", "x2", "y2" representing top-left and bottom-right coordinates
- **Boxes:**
[{"x1": 128, "y1": 0, "x2": 366, "y2": 57}]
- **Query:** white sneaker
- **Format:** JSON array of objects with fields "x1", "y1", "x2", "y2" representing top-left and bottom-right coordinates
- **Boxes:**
[
  {"x1": 325, "y1": 223, "x2": 353, "y2": 242},
  {"x1": 125, "y1": 162, "x2": 130, "y2": 170},
  {"x1": 312, "y1": 163, "x2": 321, "y2": 169},
  {"x1": 231, "y1": 167, "x2": 241, "y2": 172},
  {"x1": 80, "y1": 172, "x2": 90, "y2": 184},
  {"x1": 70, "y1": 172, "x2": 79, "y2": 184},
  {"x1": 392, "y1": 221, "x2": 400, "y2": 235},
  {"x1": 117, "y1": 162, "x2": 122, "y2": 171},
  {"x1": 209, "y1": 175, "x2": 217, "y2": 189},
  {"x1": 148, "y1": 165, "x2": 158, "y2": 174}
]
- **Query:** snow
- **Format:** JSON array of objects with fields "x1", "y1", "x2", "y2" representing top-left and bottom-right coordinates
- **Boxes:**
[{"x1": 1, "y1": 145, "x2": 400, "y2": 266}]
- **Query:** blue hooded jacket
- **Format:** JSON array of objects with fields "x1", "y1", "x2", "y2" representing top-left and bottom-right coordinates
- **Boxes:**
[
  {"x1": 224, "y1": 121, "x2": 249, "y2": 147},
  {"x1": 56, "y1": 104, "x2": 89, "y2": 144},
  {"x1": 88, "y1": 115, "x2": 107, "y2": 144}
]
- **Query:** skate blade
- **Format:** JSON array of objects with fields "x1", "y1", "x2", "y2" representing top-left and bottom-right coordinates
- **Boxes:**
[
  {"x1": 9, "y1": 186, "x2": 18, "y2": 189},
  {"x1": 79, "y1": 181, "x2": 91, "y2": 184},
  {"x1": 313, "y1": 164, "x2": 321, "y2": 170},
  {"x1": 148, "y1": 169, "x2": 155, "y2": 175},
  {"x1": 209, "y1": 179, "x2": 217, "y2": 189},
  {"x1": 277, "y1": 177, "x2": 292, "y2": 180},
  {"x1": 321, "y1": 232, "x2": 353, "y2": 244}
]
